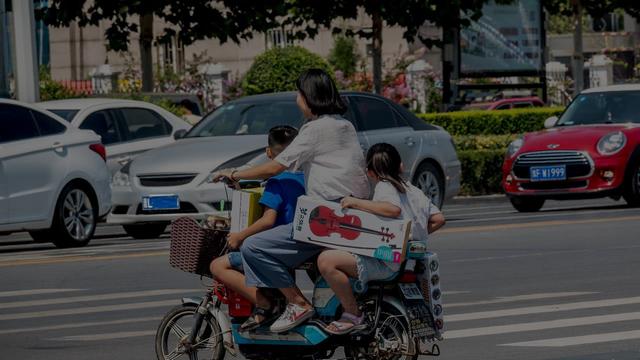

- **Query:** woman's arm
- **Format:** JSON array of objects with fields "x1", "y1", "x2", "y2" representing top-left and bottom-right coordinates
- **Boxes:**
[
  {"x1": 341, "y1": 196, "x2": 402, "y2": 218},
  {"x1": 427, "y1": 213, "x2": 446, "y2": 234},
  {"x1": 212, "y1": 160, "x2": 287, "y2": 182}
]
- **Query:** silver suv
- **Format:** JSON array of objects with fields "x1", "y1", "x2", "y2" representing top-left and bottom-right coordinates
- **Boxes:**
[{"x1": 107, "y1": 92, "x2": 461, "y2": 239}]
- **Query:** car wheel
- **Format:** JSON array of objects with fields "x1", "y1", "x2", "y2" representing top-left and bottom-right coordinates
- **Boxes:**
[
  {"x1": 509, "y1": 196, "x2": 545, "y2": 212},
  {"x1": 123, "y1": 223, "x2": 168, "y2": 240},
  {"x1": 50, "y1": 185, "x2": 97, "y2": 248},
  {"x1": 412, "y1": 162, "x2": 445, "y2": 209},
  {"x1": 623, "y1": 159, "x2": 640, "y2": 207}
]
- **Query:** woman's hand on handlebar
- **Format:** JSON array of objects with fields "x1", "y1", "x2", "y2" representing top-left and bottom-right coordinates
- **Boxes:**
[{"x1": 209, "y1": 168, "x2": 234, "y2": 183}]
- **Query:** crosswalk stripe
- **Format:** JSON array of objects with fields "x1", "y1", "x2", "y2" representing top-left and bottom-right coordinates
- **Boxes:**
[
  {"x1": 501, "y1": 329, "x2": 640, "y2": 347},
  {"x1": 0, "y1": 300, "x2": 179, "y2": 321},
  {"x1": 0, "y1": 316, "x2": 159, "y2": 335},
  {"x1": 446, "y1": 311, "x2": 640, "y2": 339},
  {"x1": 446, "y1": 292, "x2": 595, "y2": 308},
  {"x1": 447, "y1": 296, "x2": 640, "y2": 322},
  {"x1": 52, "y1": 330, "x2": 156, "y2": 341},
  {"x1": 0, "y1": 289, "x2": 83, "y2": 298},
  {"x1": 0, "y1": 289, "x2": 199, "y2": 310}
]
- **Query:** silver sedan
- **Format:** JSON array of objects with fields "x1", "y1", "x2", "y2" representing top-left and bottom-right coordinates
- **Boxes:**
[{"x1": 107, "y1": 92, "x2": 460, "y2": 239}]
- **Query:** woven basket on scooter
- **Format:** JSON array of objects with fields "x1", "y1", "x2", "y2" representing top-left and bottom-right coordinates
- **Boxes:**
[{"x1": 169, "y1": 217, "x2": 228, "y2": 277}]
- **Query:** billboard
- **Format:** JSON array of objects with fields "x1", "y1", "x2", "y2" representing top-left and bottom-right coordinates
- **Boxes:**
[{"x1": 460, "y1": 0, "x2": 543, "y2": 75}]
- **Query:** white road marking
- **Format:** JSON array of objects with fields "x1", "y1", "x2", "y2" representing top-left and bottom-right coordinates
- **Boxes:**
[
  {"x1": 52, "y1": 330, "x2": 156, "y2": 341},
  {"x1": 0, "y1": 289, "x2": 83, "y2": 298},
  {"x1": 501, "y1": 329, "x2": 640, "y2": 347},
  {"x1": 449, "y1": 249, "x2": 590, "y2": 263},
  {"x1": 446, "y1": 292, "x2": 596, "y2": 308},
  {"x1": 450, "y1": 207, "x2": 638, "y2": 225},
  {"x1": 447, "y1": 311, "x2": 640, "y2": 339},
  {"x1": 447, "y1": 296, "x2": 640, "y2": 322},
  {"x1": 0, "y1": 289, "x2": 200, "y2": 310},
  {"x1": 0, "y1": 316, "x2": 159, "y2": 335},
  {"x1": 0, "y1": 300, "x2": 179, "y2": 321}
]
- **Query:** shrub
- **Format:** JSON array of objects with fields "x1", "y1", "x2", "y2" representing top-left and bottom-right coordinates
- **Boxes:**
[
  {"x1": 453, "y1": 134, "x2": 517, "y2": 151},
  {"x1": 328, "y1": 35, "x2": 360, "y2": 78},
  {"x1": 242, "y1": 46, "x2": 334, "y2": 95},
  {"x1": 458, "y1": 150, "x2": 506, "y2": 196},
  {"x1": 419, "y1": 107, "x2": 564, "y2": 135},
  {"x1": 39, "y1": 66, "x2": 80, "y2": 101}
]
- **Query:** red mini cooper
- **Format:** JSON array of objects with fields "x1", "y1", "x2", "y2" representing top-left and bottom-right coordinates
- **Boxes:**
[{"x1": 502, "y1": 85, "x2": 640, "y2": 212}]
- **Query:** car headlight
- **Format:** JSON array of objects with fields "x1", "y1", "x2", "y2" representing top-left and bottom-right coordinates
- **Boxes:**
[
  {"x1": 506, "y1": 138, "x2": 524, "y2": 158},
  {"x1": 112, "y1": 161, "x2": 132, "y2": 187},
  {"x1": 597, "y1": 131, "x2": 626, "y2": 156}
]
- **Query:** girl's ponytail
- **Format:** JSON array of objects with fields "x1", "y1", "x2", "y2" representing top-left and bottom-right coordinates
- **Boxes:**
[{"x1": 366, "y1": 143, "x2": 407, "y2": 194}]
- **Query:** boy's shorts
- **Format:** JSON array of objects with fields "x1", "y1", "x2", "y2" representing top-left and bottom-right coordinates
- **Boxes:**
[{"x1": 228, "y1": 252, "x2": 244, "y2": 272}]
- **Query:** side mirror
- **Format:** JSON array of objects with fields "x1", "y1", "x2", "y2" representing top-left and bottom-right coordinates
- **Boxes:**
[
  {"x1": 173, "y1": 129, "x2": 187, "y2": 140},
  {"x1": 544, "y1": 116, "x2": 558, "y2": 129}
]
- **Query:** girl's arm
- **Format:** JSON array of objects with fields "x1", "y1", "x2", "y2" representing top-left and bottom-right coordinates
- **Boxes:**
[
  {"x1": 341, "y1": 196, "x2": 402, "y2": 218},
  {"x1": 428, "y1": 213, "x2": 446, "y2": 234}
]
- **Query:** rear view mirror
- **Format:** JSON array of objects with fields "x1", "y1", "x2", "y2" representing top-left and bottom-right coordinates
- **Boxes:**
[
  {"x1": 544, "y1": 116, "x2": 559, "y2": 129},
  {"x1": 174, "y1": 129, "x2": 187, "y2": 140}
]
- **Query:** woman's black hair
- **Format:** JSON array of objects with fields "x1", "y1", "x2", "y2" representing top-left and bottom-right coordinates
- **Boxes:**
[
  {"x1": 366, "y1": 143, "x2": 407, "y2": 194},
  {"x1": 296, "y1": 68, "x2": 347, "y2": 116}
]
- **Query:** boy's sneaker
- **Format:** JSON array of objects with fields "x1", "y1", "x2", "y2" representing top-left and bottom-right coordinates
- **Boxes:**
[{"x1": 269, "y1": 303, "x2": 315, "y2": 333}]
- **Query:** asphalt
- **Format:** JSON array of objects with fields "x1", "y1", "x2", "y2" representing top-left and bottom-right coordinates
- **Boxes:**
[{"x1": 0, "y1": 196, "x2": 639, "y2": 360}]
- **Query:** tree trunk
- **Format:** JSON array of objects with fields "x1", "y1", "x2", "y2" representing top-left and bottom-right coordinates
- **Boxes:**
[
  {"x1": 140, "y1": 13, "x2": 154, "y2": 92},
  {"x1": 372, "y1": 9, "x2": 383, "y2": 95},
  {"x1": 572, "y1": 0, "x2": 584, "y2": 95}
]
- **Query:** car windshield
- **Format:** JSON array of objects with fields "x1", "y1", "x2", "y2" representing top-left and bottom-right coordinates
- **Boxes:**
[
  {"x1": 186, "y1": 101, "x2": 304, "y2": 137},
  {"x1": 48, "y1": 109, "x2": 79, "y2": 122},
  {"x1": 557, "y1": 91, "x2": 640, "y2": 126}
]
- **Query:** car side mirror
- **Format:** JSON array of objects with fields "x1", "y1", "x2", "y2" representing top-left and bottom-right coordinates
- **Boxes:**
[
  {"x1": 544, "y1": 116, "x2": 558, "y2": 129},
  {"x1": 174, "y1": 129, "x2": 187, "y2": 140}
]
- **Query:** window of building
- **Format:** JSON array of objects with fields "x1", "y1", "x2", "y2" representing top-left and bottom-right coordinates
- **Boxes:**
[{"x1": 266, "y1": 28, "x2": 294, "y2": 49}]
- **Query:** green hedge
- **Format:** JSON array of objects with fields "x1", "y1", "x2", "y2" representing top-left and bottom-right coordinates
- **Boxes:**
[
  {"x1": 453, "y1": 134, "x2": 517, "y2": 151},
  {"x1": 419, "y1": 107, "x2": 563, "y2": 135},
  {"x1": 458, "y1": 150, "x2": 505, "y2": 196}
]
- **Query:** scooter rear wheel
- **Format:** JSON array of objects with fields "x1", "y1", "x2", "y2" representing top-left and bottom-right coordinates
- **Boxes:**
[
  {"x1": 344, "y1": 304, "x2": 417, "y2": 360},
  {"x1": 155, "y1": 304, "x2": 225, "y2": 360}
]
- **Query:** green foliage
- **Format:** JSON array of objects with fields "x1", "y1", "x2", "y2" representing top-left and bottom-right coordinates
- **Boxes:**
[
  {"x1": 242, "y1": 46, "x2": 333, "y2": 95},
  {"x1": 458, "y1": 150, "x2": 505, "y2": 196},
  {"x1": 328, "y1": 35, "x2": 360, "y2": 77},
  {"x1": 105, "y1": 93, "x2": 187, "y2": 118},
  {"x1": 453, "y1": 134, "x2": 517, "y2": 151},
  {"x1": 419, "y1": 107, "x2": 564, "y2": 136},
  {"x1": 39, "y1": 66, "x2": 81, "y2": 101}
]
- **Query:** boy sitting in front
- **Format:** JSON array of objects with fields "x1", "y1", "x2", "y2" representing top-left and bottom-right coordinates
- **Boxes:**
[{"x1": 209, "y1": 125, "x2": 304, "y2": 331}]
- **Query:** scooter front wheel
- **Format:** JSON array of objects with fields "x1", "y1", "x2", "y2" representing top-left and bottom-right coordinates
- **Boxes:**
[{"x1": 155, "y1": 304, "x2": 225, "y2": 360}]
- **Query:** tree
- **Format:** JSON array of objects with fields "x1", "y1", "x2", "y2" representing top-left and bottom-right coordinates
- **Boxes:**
[
  {"x1": 279, "y1": 0, "x2": 492, "y2": 94},
  {"x1": 39, "y1": 0, "x2": 289, "y2": 91},
  {"x1": 543, "y1": 0, "x2": 640, "y2": 94},
  {"x1": 328, "y1": 35, "x2": 360, "y2": 77}
]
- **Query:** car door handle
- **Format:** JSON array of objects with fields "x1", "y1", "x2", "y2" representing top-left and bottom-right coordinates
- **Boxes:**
[
  {"x1": 117, "y1": 156, "x2": 131, "y2": 165},
  {"x1": 405, "y1": 137, "x2": 415, "y2": 147},
  {"x1": 52, "y1": 142, "x2": 65, "y2": 152}
]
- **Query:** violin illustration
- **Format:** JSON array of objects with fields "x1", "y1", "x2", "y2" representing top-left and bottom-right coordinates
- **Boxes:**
[{"x1": 308, "y1": 206, "x2": 395, "y2": 242}]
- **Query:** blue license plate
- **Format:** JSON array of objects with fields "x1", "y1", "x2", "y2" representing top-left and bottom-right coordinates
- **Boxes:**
[
  {"x1": 142, "y1": 195, "x2": 180, "y2": 210},
  {"x1": 530, "y1": 165, "x2": 566, "y2": 182}
]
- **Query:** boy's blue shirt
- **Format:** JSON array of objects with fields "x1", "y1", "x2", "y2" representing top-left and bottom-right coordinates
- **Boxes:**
[{"x1": 259, "y1": 171, "x2": 305, "y2": 226}]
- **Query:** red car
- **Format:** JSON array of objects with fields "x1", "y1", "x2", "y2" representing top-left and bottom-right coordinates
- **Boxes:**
[{"x1": 502, "y1": 85, "x2": 640, "y2": 212}]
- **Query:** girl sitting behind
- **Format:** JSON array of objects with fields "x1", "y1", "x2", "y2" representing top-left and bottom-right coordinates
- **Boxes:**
[{"x1": 317, "y1": 143, "x2": 446, "y2": 335}]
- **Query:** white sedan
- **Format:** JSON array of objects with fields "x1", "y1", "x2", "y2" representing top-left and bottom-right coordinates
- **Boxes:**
[
  {"x1": 0, "y1": 99, "x2": 111, "y2": 247},
  {"x1": 39, "y1": 98, "x2": 192, "y2": 175}
]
